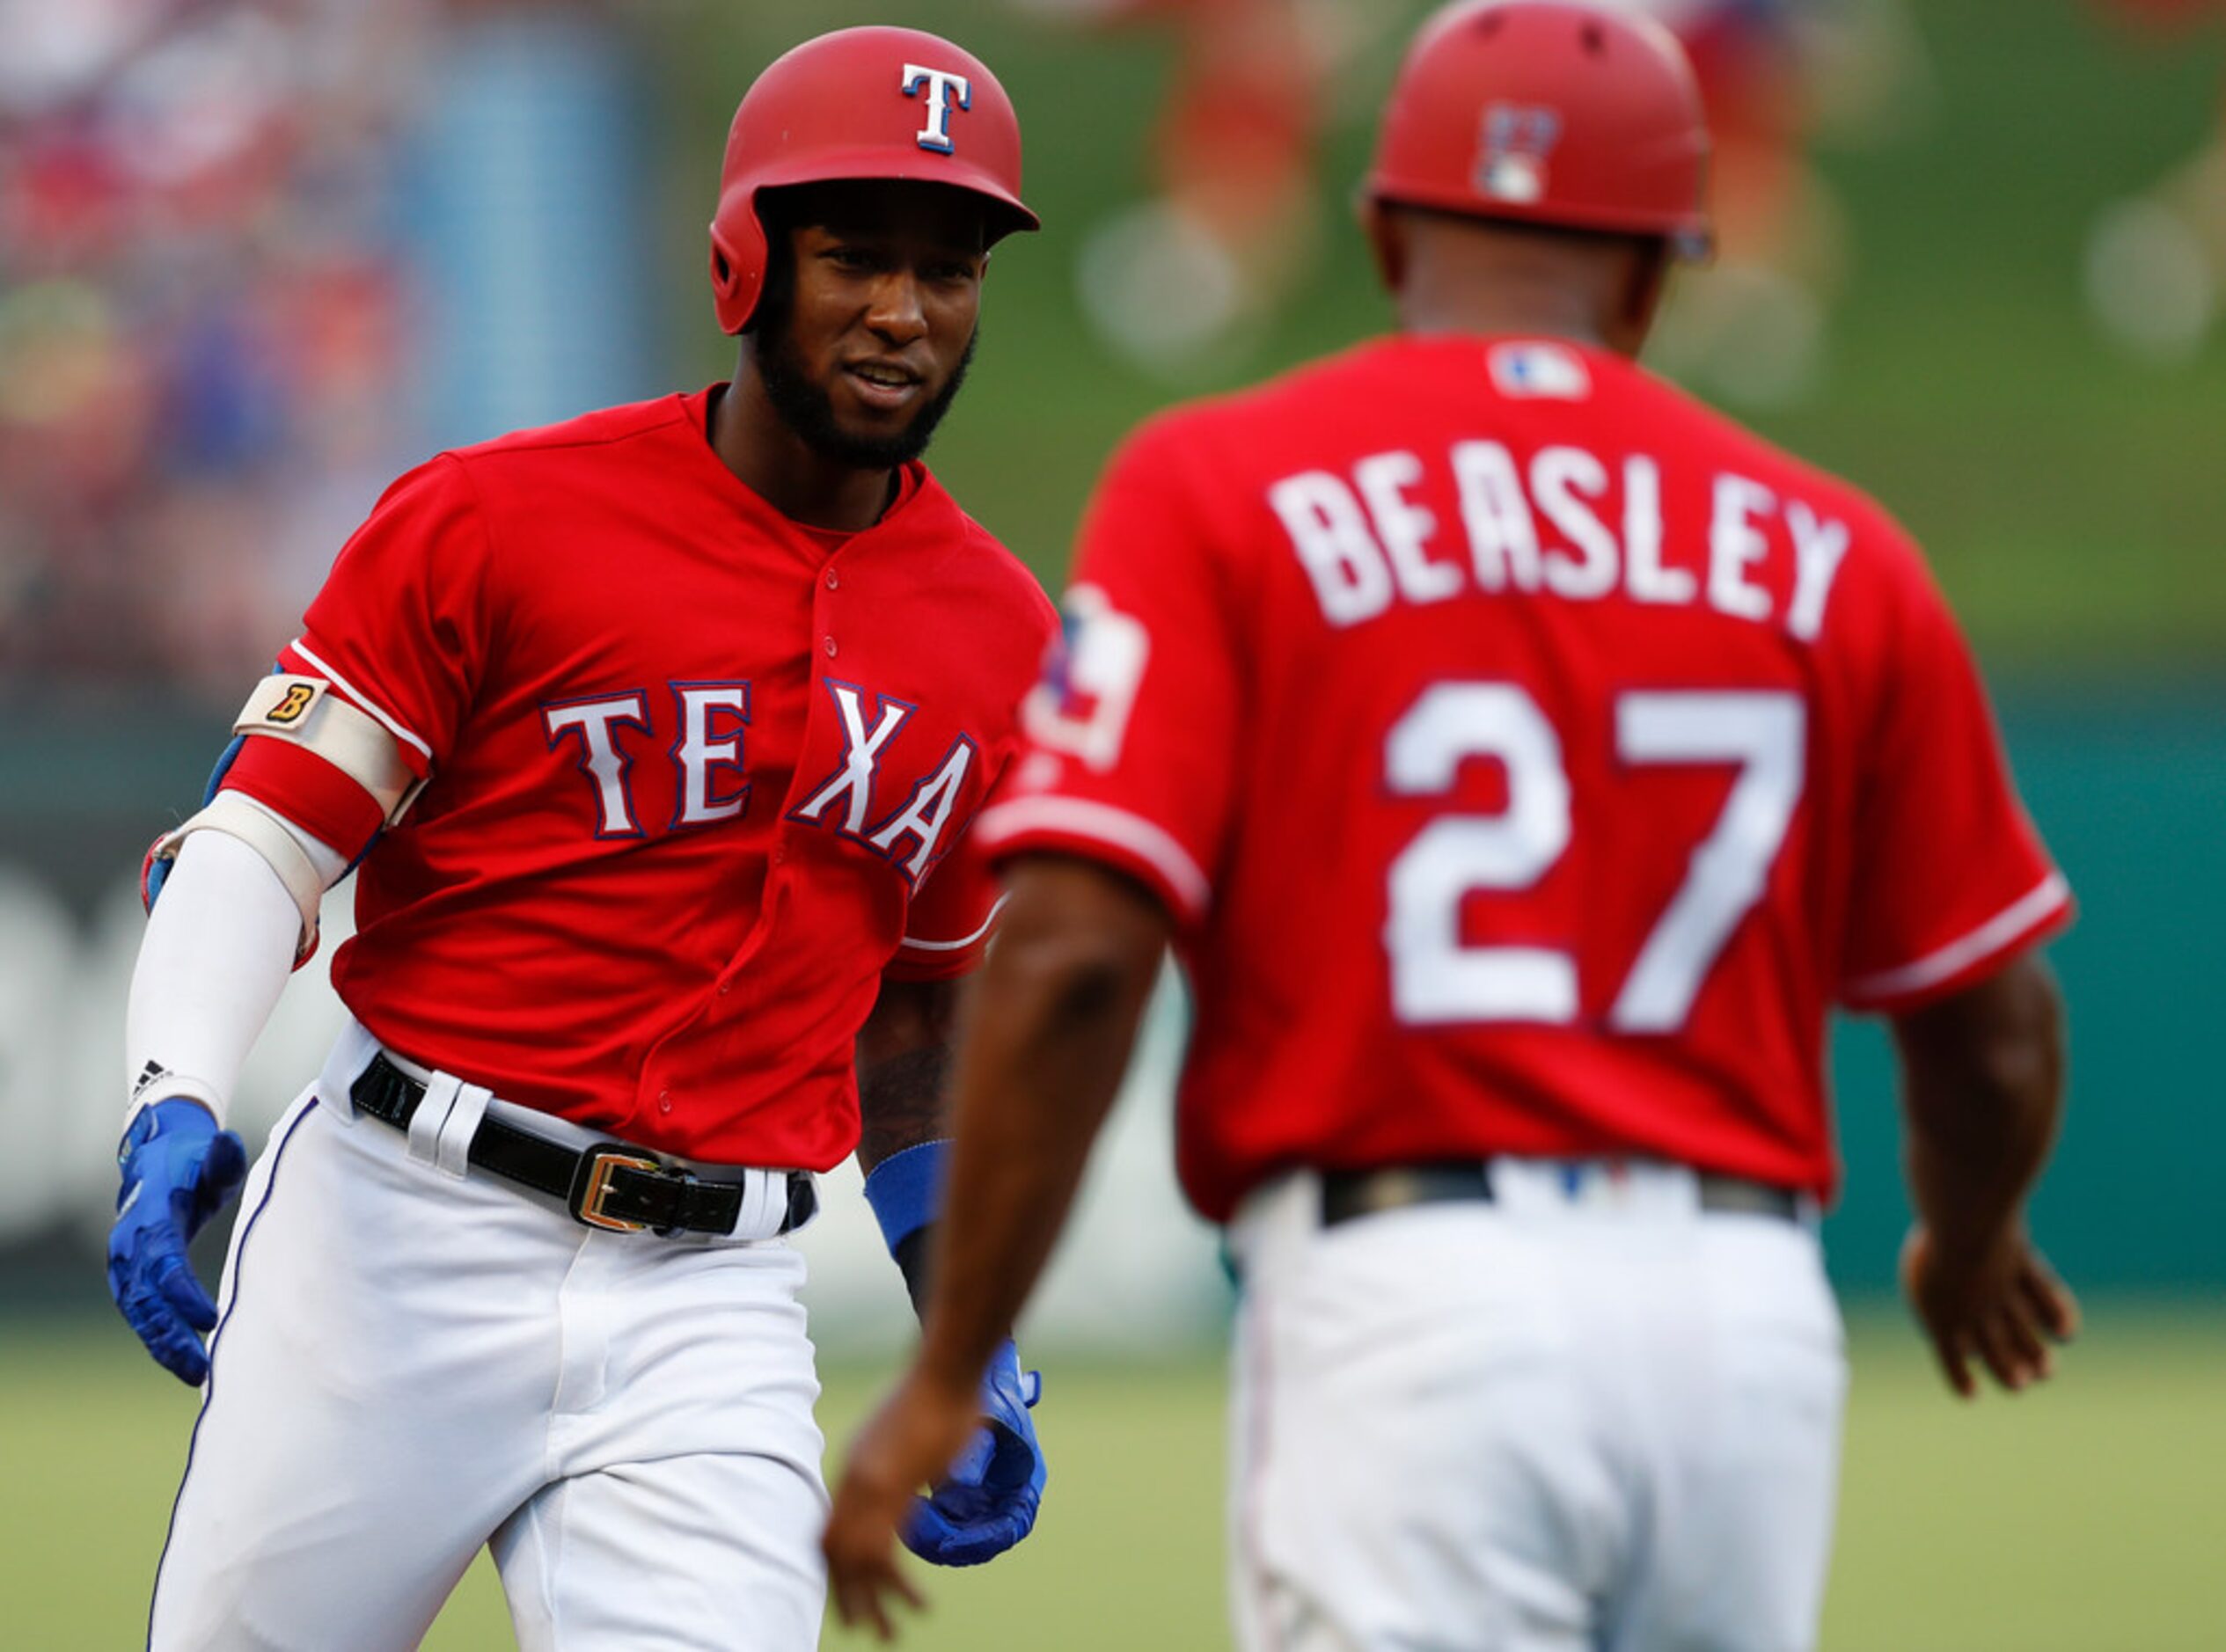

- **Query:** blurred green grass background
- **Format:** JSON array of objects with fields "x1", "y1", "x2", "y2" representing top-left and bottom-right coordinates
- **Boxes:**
[{"x1": 10, "y1": 1307, "x2": 2219, "y2": 1650}]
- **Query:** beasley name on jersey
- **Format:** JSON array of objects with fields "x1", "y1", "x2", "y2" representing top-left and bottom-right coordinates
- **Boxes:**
[
  {"x1": 1264, "y1": 341, "x2": 1850, "y2": 638},
  {"x1": 983, "y1": 334, "x2": 2069, "y2": 1217}
]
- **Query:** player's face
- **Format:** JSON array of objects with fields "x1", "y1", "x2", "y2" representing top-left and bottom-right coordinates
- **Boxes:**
[{"x1": 757, "y1": 182, "x2": 989, "y2": 469}]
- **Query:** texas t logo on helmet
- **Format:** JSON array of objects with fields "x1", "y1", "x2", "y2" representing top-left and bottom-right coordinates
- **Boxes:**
[
  {"x1": 1477, "y1": 104, "x2": 1563, "y2": 206},
  {"x1": 902, "y1": 64, "x2": 973, "y2": 154},
  {"x1": 706, "y1": 26, "x2": 1038, "y2": 334}
]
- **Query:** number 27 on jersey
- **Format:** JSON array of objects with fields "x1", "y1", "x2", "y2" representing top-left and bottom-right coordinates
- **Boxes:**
[{"x1": 1385, "y1": 682, "x2": 1805, "y2": 1034}]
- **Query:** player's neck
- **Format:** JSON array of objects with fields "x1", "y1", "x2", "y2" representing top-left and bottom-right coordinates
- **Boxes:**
[
  {"x1": 710, "y1": 377, "x2": 897, "y2": 534},
  {"x1": 1395, "y1": 284, "x2": 1610, "y2": 350}
]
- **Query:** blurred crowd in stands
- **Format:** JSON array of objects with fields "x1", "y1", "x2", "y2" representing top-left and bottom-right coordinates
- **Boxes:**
[
  {"x1": 0, "y1": 0, "x2": 1915, "y2": 709},
  {"x1": 3, "y1": 0, "x2": 2213, "y2": 702},
  {"x1": 0, "y1": 0, "x2": 428, "y2": 701}
]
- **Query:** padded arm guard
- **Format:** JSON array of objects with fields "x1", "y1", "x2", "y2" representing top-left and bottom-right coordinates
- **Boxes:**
[
  {"x1": 143, "y1": 793, "x2": 329, "y2": 967},
  {"x1": 140, "y1": 672, "x2": 424, "y2": 966}
]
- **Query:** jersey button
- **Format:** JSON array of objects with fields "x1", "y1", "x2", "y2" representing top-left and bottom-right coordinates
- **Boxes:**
[
  {"x1": 824, "y1": 569, "x2": 839, "y2": 591},
  {"x1": 657, "y1": 1090, "x2": 672, "y2": 1115},
  {"x1": 717, "y1": 981, "x2": 731, "y2": 997},
  {"x1": 823, "y1": 635, "x2": 838, "y2": 657}
]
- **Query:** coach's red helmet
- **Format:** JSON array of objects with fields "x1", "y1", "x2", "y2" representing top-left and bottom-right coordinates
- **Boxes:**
[
  {"x1": 710, "y1": 26, "x2": 1040, "y2": 333},
  {"x1": 1366, "y1": 1, "x2": 1711, "y2": 257}
]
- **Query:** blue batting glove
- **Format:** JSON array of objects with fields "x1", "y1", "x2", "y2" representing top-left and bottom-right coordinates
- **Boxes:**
[
  {"x1": 107, "y1": 1099, "x2": 248, "y2": 1385},
  {"x1": 903, "y1": 1339, "x2": 1047, "y2": 1568}
]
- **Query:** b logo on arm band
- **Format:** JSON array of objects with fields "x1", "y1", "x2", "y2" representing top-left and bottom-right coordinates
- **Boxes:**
[
  {"x1": 266, "y1": 682, "x2": 318, "y2": 725},
  {"x1": 234, "y1": 675, "x2": 425, "y2": 826}
]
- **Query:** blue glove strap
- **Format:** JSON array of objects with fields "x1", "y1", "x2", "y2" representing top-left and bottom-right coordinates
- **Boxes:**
[
  {"x1": 120, "y1": 1094, "x2": 218, "y2": 1164},
  {"x1": 860, "y1": 1138, "x2": 949, "y2": 1254}
]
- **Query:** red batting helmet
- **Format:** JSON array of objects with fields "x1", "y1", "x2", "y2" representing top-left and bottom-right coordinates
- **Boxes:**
[
  {"x1": 708, "y1": 26, "x2": 1039, "y2": 334},
  {"x1": 1366, "y1": 1, "x2": 1710, "y2": 257}
]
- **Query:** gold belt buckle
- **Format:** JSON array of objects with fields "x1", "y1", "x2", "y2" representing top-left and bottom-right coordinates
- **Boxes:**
[{"x1": 571, "y1": 1146, "x2": 663, "y2": 1232}]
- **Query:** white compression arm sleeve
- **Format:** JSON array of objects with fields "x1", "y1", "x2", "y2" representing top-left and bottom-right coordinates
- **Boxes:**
[{"x1": 125, "y1": 822, "x2": 348, "y2": 1129}]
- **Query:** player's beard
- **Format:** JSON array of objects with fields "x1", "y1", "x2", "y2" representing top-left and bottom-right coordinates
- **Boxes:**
[{"x1": 753, "y1": 296, "x2": 978, "y2": 471}]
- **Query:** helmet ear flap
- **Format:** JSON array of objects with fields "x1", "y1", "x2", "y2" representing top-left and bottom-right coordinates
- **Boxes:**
[{"x1": 709, "y1": 185, "x2": 771, "y2": 334}]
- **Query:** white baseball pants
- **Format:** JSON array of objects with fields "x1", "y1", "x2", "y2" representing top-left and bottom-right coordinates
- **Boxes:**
[
  {"x1": 1226, "y1": 1161, "x2": 1847, "y2": 1652},
  {"x1": 149, "y1": 1022, "x2": 828, "y2": 1651}
]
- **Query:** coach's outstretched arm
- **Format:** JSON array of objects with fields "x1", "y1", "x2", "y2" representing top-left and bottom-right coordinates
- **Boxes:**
[
  {"x1": 1891, "y1": 948, "x2": 2078, "y2": 1399},
  {"x1": 850, "y1": 972, "x2": 1051, "y2": 1578},
  {"x1": 826, "y1": 856, "x2": 1168, "y2": 1639}
]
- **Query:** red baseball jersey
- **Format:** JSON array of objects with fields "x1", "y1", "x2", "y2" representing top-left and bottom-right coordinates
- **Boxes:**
[
  {"x1": 978, "y1": 335, "x2": 2069, "y2": 1219},
  {"x1": 222, "y1": 388, "x2": 1054, "y2": 1169}
]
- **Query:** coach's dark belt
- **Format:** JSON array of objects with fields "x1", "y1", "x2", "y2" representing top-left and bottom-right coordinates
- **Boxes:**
[
  {"x1": 1318, "y1": 1163, "x2": 1803, "y2": 1229},
  {"x1": 349, "y1": 1052, "x2": 816, "y2": 1238}
]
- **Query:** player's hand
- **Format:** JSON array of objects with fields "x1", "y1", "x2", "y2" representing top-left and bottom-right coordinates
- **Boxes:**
[
  {"x1": 824, "y1": 1363, "x2": 977, "y2": 1641},
  {"x1": 106, "y1": 1098, "x2": 248, "y2": 1385},
  {"x1": 824, "y1": 1343, "x2": 1047, "y2": 1640},
  {"x1": 1900, "y1": 1223, "x2": 2078, "y2": 1399},
  {"x1": 903, "y1": 1339, "x2": 1046, "y2": 1567}
]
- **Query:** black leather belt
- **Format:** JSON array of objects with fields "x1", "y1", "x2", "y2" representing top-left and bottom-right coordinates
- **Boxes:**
[
  {"x1": 1319, "y1": 1162, "x2": 1802, "y2": 1228},
  {"x1": 348, "y1": 1052, "x2": 816, "y2": 1238}
]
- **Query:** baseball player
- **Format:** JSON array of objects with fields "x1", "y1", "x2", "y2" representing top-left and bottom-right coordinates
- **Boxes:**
[
  {"x1": 106, "y1": 26, "x2": 1055, "y2": 1650},
  {"x1": 823, "y1": 4, "x2": 2078, "y2": 1648}
]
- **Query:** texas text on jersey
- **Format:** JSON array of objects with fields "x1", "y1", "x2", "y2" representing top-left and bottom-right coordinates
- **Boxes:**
[{"x1": 215, "y1": 387, "x2": 1052, "y2": 1170}]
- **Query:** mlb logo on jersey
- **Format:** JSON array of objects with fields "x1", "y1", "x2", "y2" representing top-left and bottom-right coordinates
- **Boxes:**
[
  {"x1": 1475, "y1": 103, "x2": 1561, "y2": 206},
  {"x1": 1490, "y1": 341, "x2": 1591, "y2": 400}
]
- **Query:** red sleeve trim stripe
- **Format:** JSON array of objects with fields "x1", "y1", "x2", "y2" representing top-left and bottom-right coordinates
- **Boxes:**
[
  {"x1": 220, "y1": 739, "x2": 385, "y2": 861},
  {"x1": 977, "y1": 796, "x2": 1212, "y2": 921},
  {"x1": 289, "y1": 639, "x2": 434, "y2": 764},
  {"x1": 898, "y1": 895, "x2": 1008, "y2": 954},
  {"x1": 1845, "y1": 872, "x2": 2071, "y2": 1003}
]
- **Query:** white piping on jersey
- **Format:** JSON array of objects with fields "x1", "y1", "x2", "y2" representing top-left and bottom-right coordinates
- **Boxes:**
[
  {"x1": 1847, "y1": 871, "x2": 2070, "y2": 1002},
  {"x1": 900, "y1": 894, "x2": 1010, "y2": 954},
  {"x1": 290, "y1": 640, "x2": 434, "y2": 762},
  {"x1": 977, "y1": 796, "x2": 1212, "y2": 919}
]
